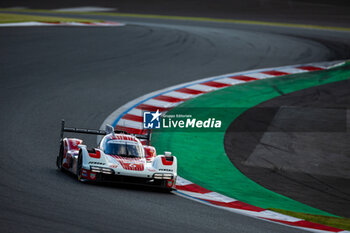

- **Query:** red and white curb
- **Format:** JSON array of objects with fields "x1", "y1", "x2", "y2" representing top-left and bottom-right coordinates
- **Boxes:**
[
  {"x1": 0, "y1": 21, "x2": 124, "y2": 27},
  {"x1": 100, "y1": 60, "x2": 348, "y2": 233},
  {"x1": 176, "y1": 177, "x2": 347, "y2": 233}
]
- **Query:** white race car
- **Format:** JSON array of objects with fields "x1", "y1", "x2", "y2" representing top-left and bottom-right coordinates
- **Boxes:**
[{"x1": 56, "y1": 120, "x2": 177, "y2": 191}]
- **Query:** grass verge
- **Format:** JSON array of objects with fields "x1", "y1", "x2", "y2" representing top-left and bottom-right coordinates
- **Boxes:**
[
  {"x1": 0, "y1": 8, "x2": 350, "y2": 32},
  {"x1": 0, "y1": 12, "x2": 102, "y2": 23},
  {"x1": 269, "y1": 208, "x2": 350, "y2": 231}
]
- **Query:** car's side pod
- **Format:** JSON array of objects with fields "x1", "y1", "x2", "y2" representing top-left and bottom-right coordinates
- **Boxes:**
[{"x1": 152, "y1": 153, "x2": 178, "y2": 173}]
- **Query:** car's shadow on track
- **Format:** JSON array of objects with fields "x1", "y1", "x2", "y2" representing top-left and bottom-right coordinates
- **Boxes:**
[{"x1": 54, "y1": 168, "x2": 174, "y2": 195}]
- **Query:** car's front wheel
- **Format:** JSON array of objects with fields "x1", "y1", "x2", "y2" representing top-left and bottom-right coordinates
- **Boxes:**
[{"x1": 76, "y1": 150, "x2": 86, "y2": 182}]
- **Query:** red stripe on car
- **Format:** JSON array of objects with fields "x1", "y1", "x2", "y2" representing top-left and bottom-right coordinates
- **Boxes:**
[
  {"x1": 94, "y1": 150, "x2": 102, "y2": 158},
  {"x1": 110, "y1": 155, "x2": 145, "y2": 171},
  {"x1": 161, "y1": 157, "x2": 173, "y2": 165},
  {"x1": 88, "y1": 153, "x2": 100, "y2": 158}
]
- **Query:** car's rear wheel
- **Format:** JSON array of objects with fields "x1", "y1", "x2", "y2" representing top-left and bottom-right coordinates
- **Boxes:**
[{"x1": 162, "y1": 180, "x2": 175, "y2": 193}]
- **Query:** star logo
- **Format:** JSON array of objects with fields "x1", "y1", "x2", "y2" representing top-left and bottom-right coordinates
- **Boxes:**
[
  {"x1": 143, "y1": 110, "x2": 162, "y2": 129},
  {"x1": 150, "y1": 110, "x2": 161, "y2": 122}
]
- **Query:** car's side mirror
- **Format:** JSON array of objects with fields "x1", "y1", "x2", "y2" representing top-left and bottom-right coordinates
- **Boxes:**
[{"x1": 164, "y1": 151, "x2": 172, "y2": 156}]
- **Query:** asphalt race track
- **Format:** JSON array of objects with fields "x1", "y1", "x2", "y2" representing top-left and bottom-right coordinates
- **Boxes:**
[
  {"x1": 1, "y1": 11, "x2": 350, "y2": 233},
  {"x1": 225, "y1": 79, "x2": 350, "y2": 217}
]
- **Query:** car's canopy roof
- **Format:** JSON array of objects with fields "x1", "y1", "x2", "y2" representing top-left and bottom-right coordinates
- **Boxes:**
[{"x1": 99, "y1": 133, "x2": 144, "y2": 157}]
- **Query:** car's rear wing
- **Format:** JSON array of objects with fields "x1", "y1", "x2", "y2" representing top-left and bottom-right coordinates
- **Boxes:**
[
  {"x1": 60, "y1": 120, "x2": 151, "y2": 145},
  {"x1": 135, "y1": 131, "x2": 152, "y2": 146}
]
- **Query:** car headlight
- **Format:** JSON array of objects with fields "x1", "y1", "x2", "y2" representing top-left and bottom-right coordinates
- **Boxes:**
[
  {"x1": 90, "y1": 166, "x2": 114, "y2": 174},
  {"x1": 90, "y1": 166, "x2": 102, "y2": 172},
  {"x1": 101, "y1": 168, "x2": 114, "y2": 174},
  {"x1": 153, "y1": 173, "x2": 173, "y2": 179}
]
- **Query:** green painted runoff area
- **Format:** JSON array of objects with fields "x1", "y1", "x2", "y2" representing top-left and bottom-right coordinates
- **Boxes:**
[{"x1": 152, "y1": 62, "x2": 350, "y2": 216}]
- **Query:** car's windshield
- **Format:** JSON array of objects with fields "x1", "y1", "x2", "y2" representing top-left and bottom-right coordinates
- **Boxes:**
[{"x1": 105, "y1": 140, "x2": 143, "y2": 158}]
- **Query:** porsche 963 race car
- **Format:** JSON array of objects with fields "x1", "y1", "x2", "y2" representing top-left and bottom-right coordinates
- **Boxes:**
[{"x1": 56, "y1": 120, "x2": 177, "y2": 191}]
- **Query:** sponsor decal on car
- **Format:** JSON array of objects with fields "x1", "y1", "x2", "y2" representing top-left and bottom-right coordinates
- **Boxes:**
[
  {"x1": 110, "y1": 155, "x2": 145, "y2": 171},
  {"x1": 159, "y1": 168, "x2": 173, "y2": 172},
  {"x1": 82, "y1": 169, "x2": 88, "y2": 177},
  {"x1": 88, "y1": 161, "x2": 105, "y2": 165},
  {"x1": 89, "y1": 173, "x2": 96, "y2": 179},
  {"x1": 167, "y1": 180, "x2": 174, "y2": 187}
]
